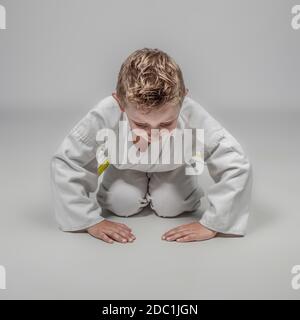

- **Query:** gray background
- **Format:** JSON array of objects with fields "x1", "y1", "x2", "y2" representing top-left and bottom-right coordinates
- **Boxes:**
[{"x1": 0, "y1": 0, "x2": 300, "y2": 299}]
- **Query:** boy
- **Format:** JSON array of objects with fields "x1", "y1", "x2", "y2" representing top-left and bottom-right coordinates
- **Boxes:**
[{"x1": 50, "y1": 48, "x2": 253, "y2": 244}]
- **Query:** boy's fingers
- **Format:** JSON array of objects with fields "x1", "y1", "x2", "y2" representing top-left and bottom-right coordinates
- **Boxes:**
[
  {"x1": 106, "y1": 226, "x2": 135, "y2": 242},
  {"x1": 115, "y1": 227, "x2": 136, "y2": 239},
  {"x1": 118, "y1": 230, "x2": 135, "y2": 242},
  {"x1": 117, "y1": 226, "x2": 134, "y2": 236},
  {"x1": 164, "y1": 231, "x2": 189, "y2": 241},
  {"x1": 106, "y1": 231, "x2": 128, "y2": 243},
  {"x1": 176, "y1": 234, "x2": 198, "y2": 242},
  {"x1": 166, "y1": 225, "x2": 187, "y2": 234},
  {"x1": 163, "y1": 230, "x2": 191, "y2": 241},
  {"x1": 176, "y1": 233, "x2": 215, "y2": 242},
  {"x1": 89, "y1": 231, "x2": 114, "y2": 244},
  {"x1": 117, "y1": 223, "x2": 132, "y2": 232},
  {"x1": 163, "y1": 227, "x2": 188, "y2": 238},
  {"x1": 99, "y1": 233, "x2": 114, "y2": 244}
]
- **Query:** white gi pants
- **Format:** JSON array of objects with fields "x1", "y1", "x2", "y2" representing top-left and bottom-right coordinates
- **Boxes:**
[{"x1": 97, "y1": 164, "x2": 205, "y2": 218}]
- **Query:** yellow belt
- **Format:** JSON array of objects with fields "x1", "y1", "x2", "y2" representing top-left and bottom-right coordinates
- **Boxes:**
[{"x1": 97, "y1": 159, "x2": 110, "y2": 175}]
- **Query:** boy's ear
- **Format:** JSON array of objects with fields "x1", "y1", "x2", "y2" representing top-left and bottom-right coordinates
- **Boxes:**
[{"x1": 112, "y1": 92, "x2": 125, "y2": 112}]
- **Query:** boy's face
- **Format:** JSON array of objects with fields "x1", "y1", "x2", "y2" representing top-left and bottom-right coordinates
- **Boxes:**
[
  {"x1": 126, "y1": 101, "x2": 180, "y2": 133},
  {"x1": 112, "y1": 92, "x2": 184, "y2": 149}
]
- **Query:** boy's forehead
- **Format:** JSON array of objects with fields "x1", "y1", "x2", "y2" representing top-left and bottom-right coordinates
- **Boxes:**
[{"x1": 126, "y1": 101, "x2": 180, "y2": 122}]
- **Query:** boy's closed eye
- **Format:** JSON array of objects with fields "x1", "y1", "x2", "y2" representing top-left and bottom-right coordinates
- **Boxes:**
[{"x1": 133, "y1": 120, "x2": 175, "y2": 129}]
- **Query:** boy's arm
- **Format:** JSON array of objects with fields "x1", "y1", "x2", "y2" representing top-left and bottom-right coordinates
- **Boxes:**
[
  {"x1": 50, "y1": 113, "x2": 105, "y2": 232},
  {"x1": 199, "y1": 127, "x2": 253, "y2": 236}
]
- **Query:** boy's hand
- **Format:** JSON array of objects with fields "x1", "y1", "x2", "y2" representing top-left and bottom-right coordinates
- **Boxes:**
[
  {"x1": 162, "y1": 222, "x2": 217, "y2": 242},
  {"x1": 87, "y1": 220, "x2": 136, "y2": 244}
]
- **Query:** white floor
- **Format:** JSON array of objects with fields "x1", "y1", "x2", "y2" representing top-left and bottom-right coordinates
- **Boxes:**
[{"x1": 0, "y1": 105, "x2": 299, "y2": 300}]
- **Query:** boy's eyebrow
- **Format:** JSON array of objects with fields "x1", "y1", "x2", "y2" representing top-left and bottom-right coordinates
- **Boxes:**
[
  {"x1": 160, "y1": 119, "x2": 177, "y2": 124},
  {"x1": 133, "y1": 117, "x2": 178, "y2": 125}
]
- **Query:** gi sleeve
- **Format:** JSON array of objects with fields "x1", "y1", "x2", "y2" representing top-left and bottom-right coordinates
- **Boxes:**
[
  {"x1": 50, "y1": 112, "x2": 105, "y2": 232},
  {"x1": 199, "y1": 127, "x2": 253, "y2": 236}
]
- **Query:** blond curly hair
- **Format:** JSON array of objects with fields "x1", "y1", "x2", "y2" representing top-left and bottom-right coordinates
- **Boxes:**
[{"x1": 116, "y1": 48, "x2": 187, "y2": 112}]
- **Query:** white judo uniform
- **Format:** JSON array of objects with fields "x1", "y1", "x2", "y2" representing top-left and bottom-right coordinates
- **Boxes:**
[{"x1": 50, "y1": 95, "x2": 253, "y2": 235}]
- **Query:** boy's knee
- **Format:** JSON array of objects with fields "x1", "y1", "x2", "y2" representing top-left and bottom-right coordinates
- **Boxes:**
[
  {"x1": 151, "y1": 200, "x2": 183, "y2": 218},
  {"x1": 105, "y1": 182, "x2": 147, "y2": 217},
  {"x1": 149, "y1": 187, "x2": 184, "y2": 218},
  {"x1": 149, "y1": 184, "x2": 203, "y2": 218}
]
